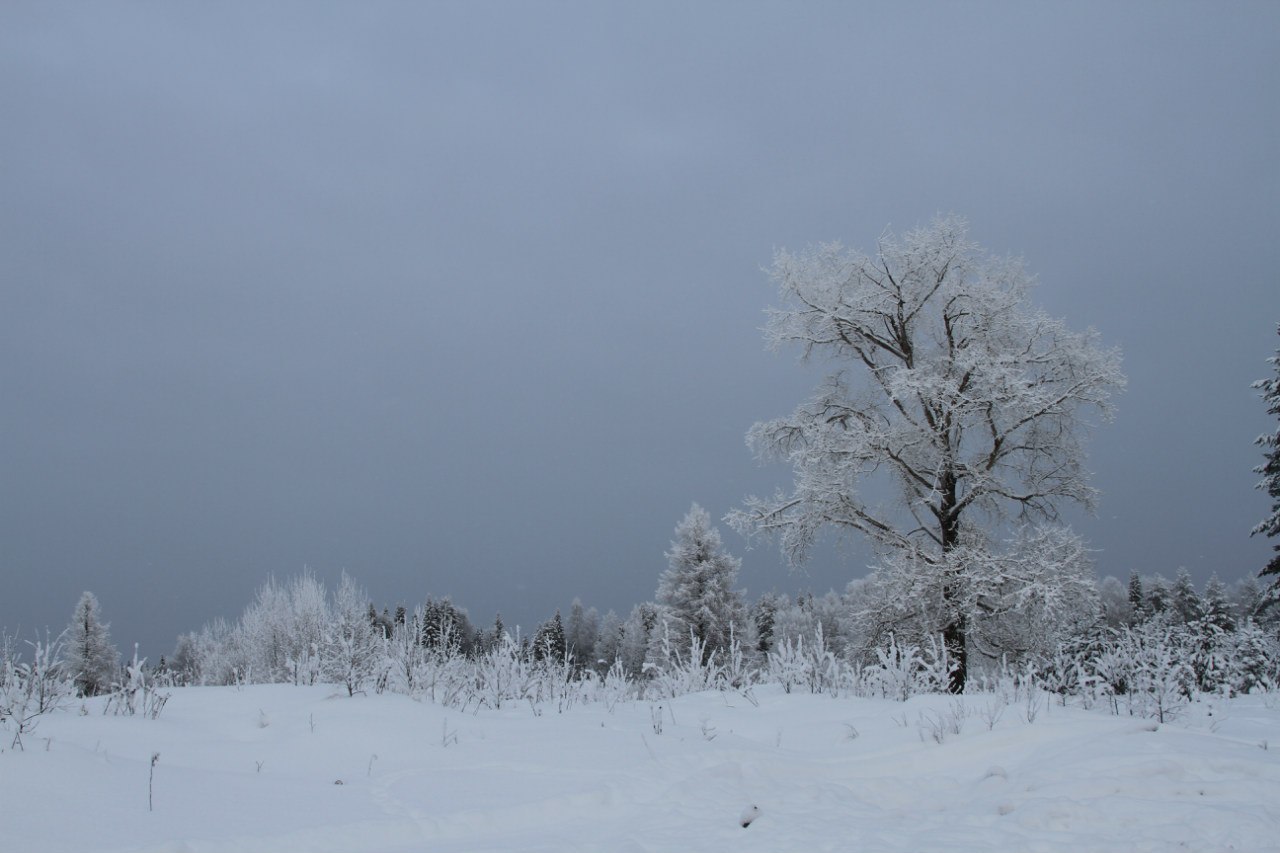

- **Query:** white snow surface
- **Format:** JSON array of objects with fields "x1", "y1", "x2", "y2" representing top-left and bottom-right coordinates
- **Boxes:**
[{"x1": 5, "y1": 685, "x2": 1280, "y2": 852}]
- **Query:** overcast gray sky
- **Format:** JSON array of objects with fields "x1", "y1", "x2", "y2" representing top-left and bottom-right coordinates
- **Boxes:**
[{"x1": 3, "y1": 2, "x2": 1277, "y2": 656}]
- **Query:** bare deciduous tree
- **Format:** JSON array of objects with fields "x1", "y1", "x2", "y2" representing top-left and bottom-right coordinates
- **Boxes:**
[{"x1": 729, "y1": 216, "x2": 1124, "y2": 690}]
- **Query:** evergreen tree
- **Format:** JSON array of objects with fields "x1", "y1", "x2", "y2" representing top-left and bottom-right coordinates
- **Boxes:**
[
  {"x1": 1229, "y1": 621, "x2": 1277, "y2": 694},
  {"x1": 1253, "y1": 323, "x2": 1280, "y2": 604},
  {"x1": 488, "y1": 613, "x2": 506, "y2": 652},
  {"x1": 752, "y1": 592, "x2": 781, "y2": 653},
  {"x1": 1202, "y1": 574, "x2": 1235, "y2": 632},
  {"x1": 64, "y1": 591, "x2": 118, "y2": 696},
  {"x1": 654, "y1": 503, "x2": 747, "y2": 664},
  {"x1": 1127, "y1": 571, "x2": 1147, "y2": 623},
  {"x1": 1170, "y1": 568, "x2": 1204, "y2": 625},
  {"x1": 1145, "y1": 575, "x2": 1171, "y2": 618},
  {"x1": 1232, "y1": 575, "x2": 1264, "y2": 623},
  {"x1": 419, "y1": 597, "x2": 474, "y2": 657},
  {"x1": 369, "y1": 607, "x2": 394, "y2": 640},
  {"x1": 532, "y1": 610, "x2": 566, "y2": 662}
]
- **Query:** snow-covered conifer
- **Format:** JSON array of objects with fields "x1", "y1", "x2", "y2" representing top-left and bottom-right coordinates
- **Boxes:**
[
  {"x1": 64, "y1": 591, "x2": 118, "y2": 696},
  {"x1": 485, "y1": 613, "x2": 506, "y2": 653},
  {"x1": 1231, "y1": 575, "x2": 1264, "y2": 623},
  {"x1": 1170, "y1": 568, "x2": 1204, "y2": 625},
  {"x1": 1226, "y1": 621, "x2": 1278, "y2": 693},
  {"x1": 1253, "y1": 323, "x2": 1280, "y2": 601},
  {"x1": 1201, "y1": 575, "x2": 1235, "y2": 633},
  {"x1": 1128, "y1": 571, "x2": 1147, "y2": 623},
  {"x1": 1144, "y1": 575, "x2": 1171, "y2": 619},
  {"x1": 653, "y1": 503, "x2": 747, "y2": 665},
  {"x1": 533, "y1": 611, "x2": 566, "y2": 662},
  {"x1": 419, "y1": 598, "x2": 474, "y2": 657},
  {"x1": 751, "y1": 592, "x2": 781, "y2": 653}
]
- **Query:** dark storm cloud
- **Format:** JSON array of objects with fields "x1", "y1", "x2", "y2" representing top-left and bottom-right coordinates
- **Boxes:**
[{"x1": 2, "y1": 2, "x2": 1277, "y2": 654}]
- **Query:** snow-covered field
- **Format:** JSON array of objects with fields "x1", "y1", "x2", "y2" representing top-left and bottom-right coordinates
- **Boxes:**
[{"x1": 5, "y1": 685, "x2": 1280, "y2": 852}]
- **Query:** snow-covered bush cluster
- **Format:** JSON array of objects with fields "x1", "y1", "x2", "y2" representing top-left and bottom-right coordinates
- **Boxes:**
[
  {"x1": 0, "y1": 632, "x2": 70, "y2": 749},
  {"x1": 1, "y1": 599, "x2": 174, "y2": 749},
  {"x1": 1032, "y1": 572, "x2": 1280, "y2": 721},
  {"x1": 2, "y1": 565, "x2": 1277, "y2": 757},
  {"x1": 4, "y1": 498, "x2": 1279, "y2": 757},
  {"x1": 112, "y1": 563, "x2": 1275, "y2": 727}
]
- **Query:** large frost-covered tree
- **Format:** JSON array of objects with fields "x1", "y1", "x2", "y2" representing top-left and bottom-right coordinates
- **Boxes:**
[
  {"x1": 64, "y1": 591, "x2": 118, "y2": 696},
  {"x1": 239, "y1": 571, "x2": 330, "y2": 684},
  {"x1": 728, "y1": 216, "x2": 1124, "y2": 690},
  {"x1": 1253, "y1": 323, "x2": 1280, "y2": 606},
  {"x1": 323, "y1": 572, "x2": 381, "y2": 696},
  {"x1": 653, "y1": 503, "x2": 748, "y2": 665}
]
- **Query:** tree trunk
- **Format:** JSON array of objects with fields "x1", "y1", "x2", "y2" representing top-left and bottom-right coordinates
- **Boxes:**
[
  {"x1": 943, "y1": 610, "x2": 967, "y2": 694},
  {"x1": 939, "y1": 469, "x2": 966, "y2": 693}
]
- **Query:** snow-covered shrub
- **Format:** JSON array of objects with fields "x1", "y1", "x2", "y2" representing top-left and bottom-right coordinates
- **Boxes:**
[
  {"x1": 860, "y1": 634, "x2": 953, "y2": 700},
  {"x1": 865, "y1": 634, "x2": 920, "y2": 700},
  {"x1": 595, "y1": 658, "x2": 634, "y2": 712},
  {"x1": 412, "y1": 639, "x2": 472, "y2": 709},
  {"x1": 1037, "y1": 644, "x2": 1086, "y2": 704},
  {"x1": 104, "y1": 647, "x2": 170, "y2": 719},
  {"x1": 532, "y1": 648, "x2": 577, "y2": 710},
  {"x1": 764, "y1": 637, "x2": 807, "y2": 695},
  {"x1": 1092, "y1": 624, "x2": 1194, "y2": 721},
  {"x1": 762, "y1": 625, "x2": 849, "y2": 695},
  {"x1": 1, "y1": 632, "x2": 73, "y2": 749},
  {"x1": 647, "y1": 623, "x2": 724, "y2": 699},
  {"x1": 1033, "y1": 631, "x2": 1115, "y2": 706},
  {"x1": 384, "y1": 611, "x2": 431, "y2": 696},
  {"x1": 719, "y1": 624, "x2": 758, "y2": 691},
  {"x1": 18, "y1": 633, "x2": 71, "y2": 716},
  {"x1": 1127, "y1": 628, "x2": 1193, "y2": 723},
  {"x1": 470, "y1": 631, "x2": 533, "y2": 709},
  {"x1": 800, "y1": 623, "x2": 850, "y2": 695},
  {"x1": 917, "y1": 699, "x2": 968, "y2": 744}
]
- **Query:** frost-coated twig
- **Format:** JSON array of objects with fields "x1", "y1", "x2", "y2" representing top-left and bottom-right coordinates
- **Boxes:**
[{"x1": 149, "y1": 752, "x2": 160, "y2": 811}]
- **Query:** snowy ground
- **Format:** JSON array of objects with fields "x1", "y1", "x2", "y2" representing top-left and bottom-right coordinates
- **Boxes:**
[{"x1": 5, "y1": 685, "x2": 1280, "y2": 852}]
